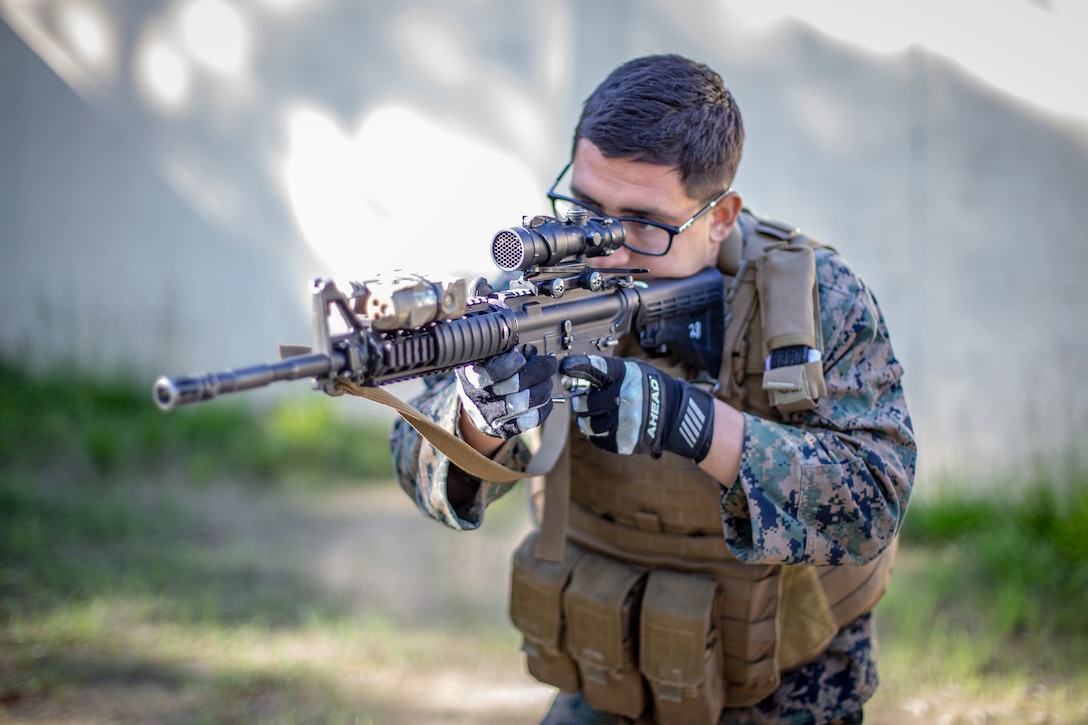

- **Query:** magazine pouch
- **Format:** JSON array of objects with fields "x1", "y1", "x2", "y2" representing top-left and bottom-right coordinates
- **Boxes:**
[
  {"x1": 639, "y1": 570, "x2": 725, "y2": 725},
  {"x1": 562, "y1": 551, "x2": 649, "y2": 719},
  {"x1": 509, "y1": 531, "x2": 583, "y2": 692}
]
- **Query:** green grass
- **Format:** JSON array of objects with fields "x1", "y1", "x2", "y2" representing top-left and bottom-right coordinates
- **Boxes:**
[
  {"x1": 0, "y1": 468, "x2": 366, "y2": 721},
  {"x1": 870, "y1": 468, "x2": 1088, "y2": 720},
  {"x1": 0, "y1": 357, "x2": 395, "y2": 485},
  {"x1": 895, "y1": 470, "x2": 1088, "y2": 640}
]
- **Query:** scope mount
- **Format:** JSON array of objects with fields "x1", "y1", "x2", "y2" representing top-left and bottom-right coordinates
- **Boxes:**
[{"x1": 513, "y1": 259, "x2": 648, "y2": 299}]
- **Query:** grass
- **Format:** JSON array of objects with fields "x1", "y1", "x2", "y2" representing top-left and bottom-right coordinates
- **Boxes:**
[
  {"x1": 0, "y1": 469, "x2": 367, "y2": 722},
  {"x1": 1, "y1": 360, "x2": 1087, "y2": 722},
  {"x1": 0, "y1": 357, "x2": 395, "y2": 485},
  {"x1": 869, "y1": 468, "x2": 1088, "y2": 722},
  {"x1": 892, "y1": 468, "x2": 1088, "y2": 646}
]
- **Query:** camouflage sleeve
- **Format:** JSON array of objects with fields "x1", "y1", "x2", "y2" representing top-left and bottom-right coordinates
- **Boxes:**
[
  {"x1": 389, "y1": 373, "x2": 531, "y2": 530},
  {"x1": 721, "y1": 251, "x2": 918, "y2": 567}
]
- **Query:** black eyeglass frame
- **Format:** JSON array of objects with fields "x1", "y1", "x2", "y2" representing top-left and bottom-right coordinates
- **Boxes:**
[{"x1": 546, "y1": 161, "x2": 733, "y2": 257}]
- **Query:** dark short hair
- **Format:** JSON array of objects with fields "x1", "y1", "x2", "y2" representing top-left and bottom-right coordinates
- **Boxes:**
[{"x1": 573, "y1": 54, "x2": 744, "y2": 201}]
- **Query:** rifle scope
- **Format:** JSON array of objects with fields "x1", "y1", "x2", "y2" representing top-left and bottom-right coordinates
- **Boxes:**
[{"x1": 491, "y1": 212, "x2": 625, "y2": 272}]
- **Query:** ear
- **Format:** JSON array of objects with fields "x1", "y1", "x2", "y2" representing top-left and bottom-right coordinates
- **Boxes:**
[{"x1": 708, "y1": 192, "x2": 742, "y2": 246}]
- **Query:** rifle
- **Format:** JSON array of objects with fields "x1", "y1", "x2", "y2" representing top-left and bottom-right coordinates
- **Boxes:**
[{"x1": 153, "y1": 212, "x2": 726, "y2": 412}]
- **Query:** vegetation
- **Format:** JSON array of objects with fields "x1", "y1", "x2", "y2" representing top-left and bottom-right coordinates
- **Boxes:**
[
  {"x1": 869, "y1": 474, "x2": 1088, "y2": 721},
  {"x1": 899, "y1": 471, "x2": 1088, "y2": 639},
  {"x1": 1, "y1": 361, "x2": 1086, "y2": 722},
  {"x1": 0, "y1": 358, "x2": 395, "y2": 485}
]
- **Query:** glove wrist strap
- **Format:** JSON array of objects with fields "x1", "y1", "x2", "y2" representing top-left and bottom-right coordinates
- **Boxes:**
[{"x1": 662, "y1": 384, "x2": 716, "y2": 463}]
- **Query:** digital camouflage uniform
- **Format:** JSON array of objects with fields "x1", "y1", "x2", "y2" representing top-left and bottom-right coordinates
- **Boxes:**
[{"x1": 390, "y1": 224, "x2": 916, "y2": 724}]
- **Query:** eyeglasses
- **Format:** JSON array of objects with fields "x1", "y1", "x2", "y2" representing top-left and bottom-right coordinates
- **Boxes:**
[{"x1": 547, "y1": 161, "x2": 733, "y2": 257}]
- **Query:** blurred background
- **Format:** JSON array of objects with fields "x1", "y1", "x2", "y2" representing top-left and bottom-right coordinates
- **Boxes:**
[
  {"x1": 8, "y1": 1, "x2": 1088, "y2": 485},
  {"x1": 3, "y1": 0, "x2": 1086, "y2": 485},
  {"x1": 3, "y1": 2, "x2": 1088, "y2": 722}
]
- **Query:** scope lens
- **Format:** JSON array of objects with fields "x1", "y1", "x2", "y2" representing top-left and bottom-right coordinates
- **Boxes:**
[{"x1": 491, "y1": 229, "x2": 527, "y2": 271}]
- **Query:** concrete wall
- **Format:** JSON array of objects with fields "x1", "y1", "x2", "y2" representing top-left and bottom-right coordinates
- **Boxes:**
[{"x1": 2, "y1": 0, "x2": 1086, "y2": 484}]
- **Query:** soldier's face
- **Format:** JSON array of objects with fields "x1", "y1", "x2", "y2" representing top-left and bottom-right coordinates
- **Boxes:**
[{"x1": 568, "y1": 139, "x2": 740, "y2": 280}]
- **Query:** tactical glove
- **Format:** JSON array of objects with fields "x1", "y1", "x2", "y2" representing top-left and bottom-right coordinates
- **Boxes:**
[
  {"x1": 560, "y1": 354, "x2": 716, "y2": 462},
  {"x1": 457, "y1": 349, "x2": 559, "y2": 440}
]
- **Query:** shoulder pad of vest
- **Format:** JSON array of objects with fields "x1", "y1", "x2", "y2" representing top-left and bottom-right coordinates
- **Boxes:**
[{"x1": 753, "y1": 217, "x2": 801, "y2": 242}]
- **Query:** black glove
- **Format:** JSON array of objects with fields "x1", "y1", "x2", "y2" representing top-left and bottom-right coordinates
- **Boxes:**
[
  {"x1": 457, "y1": 349, "x2": 559, "y2": 440},
  {"x1": 560, "y1": 354, "x2": 716, "y2": 462}
]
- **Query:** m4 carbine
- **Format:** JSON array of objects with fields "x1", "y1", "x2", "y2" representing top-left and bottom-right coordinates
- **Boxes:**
[{"x1": 153, "y1": 212, "x2": 726, "y2": 412}]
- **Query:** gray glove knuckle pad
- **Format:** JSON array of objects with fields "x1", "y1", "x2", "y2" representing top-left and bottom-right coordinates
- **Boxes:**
[{"x1": 456, "y1": 351, "x2": 557, "y2": 439}]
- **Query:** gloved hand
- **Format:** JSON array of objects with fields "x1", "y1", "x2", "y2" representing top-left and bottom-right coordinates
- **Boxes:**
[
  {"x1": 457, "y1": 349, "x2": 559, "y2": 440},
  {"x1": 560, "y1": 354, "x2": 716, "y2": 462}
]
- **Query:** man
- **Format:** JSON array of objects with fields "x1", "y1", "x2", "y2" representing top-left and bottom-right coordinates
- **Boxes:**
[{"x1": 391, "y1": 54, "x2": 916, "y2": 724}]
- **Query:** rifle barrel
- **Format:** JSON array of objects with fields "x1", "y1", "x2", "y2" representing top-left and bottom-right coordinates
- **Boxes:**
[{"x1": 153, "y1": 352, "x2": 336, "y2": 411}]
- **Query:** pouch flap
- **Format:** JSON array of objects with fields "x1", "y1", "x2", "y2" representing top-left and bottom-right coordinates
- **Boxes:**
[
  {"x1": 762, "y1": 363, "x2": 805, "y2": 393},
  {"x1": 510, "y1": 531, "x2": 582, "y2": 647},
  {"x1": 756, "y1": 244, "x2": 817, "y2": 352},
  {"x1": 762, "y1": 360, "x2": 826, "y2": 413},
  {"x1": 563, "y1": 552, "x2": 646, "y2": 671}
]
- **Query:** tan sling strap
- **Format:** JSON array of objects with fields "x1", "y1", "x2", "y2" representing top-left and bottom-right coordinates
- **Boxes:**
[{"x1": 332, "y1": 378, "x2": 573, "y2": 562}]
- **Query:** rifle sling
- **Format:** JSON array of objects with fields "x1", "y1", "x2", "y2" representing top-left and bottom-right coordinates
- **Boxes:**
[{"x1": 335, "y1": 380, "x2": 572, "y2": 562}]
